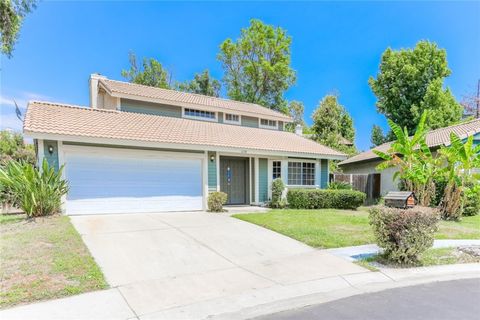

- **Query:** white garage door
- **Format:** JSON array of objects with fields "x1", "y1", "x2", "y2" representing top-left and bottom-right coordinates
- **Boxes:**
[{"x1": 64, "y1": 146, "x2": 204, "y2": 215}]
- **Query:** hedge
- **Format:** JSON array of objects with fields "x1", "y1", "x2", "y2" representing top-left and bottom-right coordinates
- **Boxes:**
[
  {"x1": 286, "y1": 189, "x2": 366, "y2": 210},
  {"x1": 369, "y1": 206, "x2": 440, "y2": 264}
]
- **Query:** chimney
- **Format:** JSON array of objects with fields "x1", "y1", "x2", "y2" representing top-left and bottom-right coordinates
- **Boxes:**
[
  {"x1": 89, "y1": 73, "x2": 107, "y2": 108},
  {"x1": 295, "y1": 124, "x2": 303, "y2": 136}
]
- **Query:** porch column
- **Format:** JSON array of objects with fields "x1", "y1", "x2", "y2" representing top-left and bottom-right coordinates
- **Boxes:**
[
  {"x1": 315, "y1": 160, "x2": 321, "y2": 188},
  {"x1": 254, "y1": 157, "x2": 259, "y2": 204},
  {"x1": 281, "y1": 159, "x2": 289, "y2": 186},
  {"x1": 203, "y1": 151, "x2": 209, "y2": 210},
  {"x1": 37, "y1": 139, "x2": 45, "y2": 167}
]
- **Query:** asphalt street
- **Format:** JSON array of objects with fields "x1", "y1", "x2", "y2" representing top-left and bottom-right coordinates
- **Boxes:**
[{"x1": 256, "y1": 278, "x2": 480, "y2": 320}]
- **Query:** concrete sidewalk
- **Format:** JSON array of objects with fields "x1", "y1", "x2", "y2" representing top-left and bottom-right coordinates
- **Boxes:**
[{"x1": 1, "y1": 263, "x2": 478, "y2": 320}]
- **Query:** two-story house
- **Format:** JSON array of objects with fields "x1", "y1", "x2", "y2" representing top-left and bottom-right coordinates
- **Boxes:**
[{"x1": 23, "y1": 74, "x2": 346, "y2": 215}]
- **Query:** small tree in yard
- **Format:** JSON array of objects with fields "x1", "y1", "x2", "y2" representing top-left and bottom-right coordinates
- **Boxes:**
[
  {"x1": 437, "y1": 133, "x2": 480, "y2": 220},
  {"x1": 270, "y1": 178, "x2": 285, "y2": 208},
  {"x1": 374, "y1": 112, "x2": 439, "y2": 206}
]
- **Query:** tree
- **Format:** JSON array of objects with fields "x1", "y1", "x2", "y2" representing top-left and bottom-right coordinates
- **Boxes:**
[
  {"x1": 374, "y1": 112, "x2": 439, "y2": 206},
  {"x1": 176, "y1": 70, "x2": 221, "y2": 97},
  {"x1": 369, "y1": 41, "x2": 463, "y2": 135},
  {"x1": 0, "y1": 0, "x2": 37, "y2": 57},
  {"x1": 371, "y1": 125, "x2": 387, "y2": 147},
  {"x1": 218, "y1": 19, "x2": 296, "y2": 113},
  {"x1": 0, "y1": 130, "x2": 35, "y2": 165},
  {"x1": 437, "y1": 133, "x2": 480, "y2": 220},
  {"x1": 284, "y1": 100, "x2": 305, "y2": 132},
  {"x1": 311, "y1": 95, "x2": 356, "y2": 157},
  {"x1": 412, "y1": 79, "x2": 463, "y2": 129},
  {"x1": 121, "y1": 52, "x2": 171, "y2": 89}
]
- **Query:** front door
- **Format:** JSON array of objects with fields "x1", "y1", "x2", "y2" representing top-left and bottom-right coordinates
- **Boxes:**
[{"x1": 220, "y1": 157, "x2": 247, "y2": 205}]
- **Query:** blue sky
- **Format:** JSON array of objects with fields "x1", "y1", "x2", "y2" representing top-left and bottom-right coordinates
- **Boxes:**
[{"x1": 1, "y1": 1, "x2": 479, "y2": 151}]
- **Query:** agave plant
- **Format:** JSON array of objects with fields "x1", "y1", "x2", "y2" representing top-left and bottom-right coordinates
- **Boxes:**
[
  {"x1": 374, "y1": 112, "x2": 439, "y2": 206},
  {"x1": 0, "y1": 159, "x2": 69, "y2": 217},
  {"x1": 437, "y1": 133, "x2": 480, "y2": 220}
]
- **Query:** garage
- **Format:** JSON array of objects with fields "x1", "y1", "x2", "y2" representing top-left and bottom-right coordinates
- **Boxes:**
[{"x1": 63, "y1": 146, "x2": 204, "y2": 215}]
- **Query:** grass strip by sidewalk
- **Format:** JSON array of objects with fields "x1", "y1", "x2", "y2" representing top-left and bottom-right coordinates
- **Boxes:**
[
  {"x1": 0, "y1": 214, "x2": 108, "y2": 309},
  {"x1": 356, "y1": 247, "x2": 480, "y2": 270}
]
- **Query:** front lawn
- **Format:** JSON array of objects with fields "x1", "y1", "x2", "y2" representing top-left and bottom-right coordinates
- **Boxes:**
[
  {"x1": 0, "y1": 214, "x2": 108, "y2": 309},
  {"x1": 233, "y1": 209, "x2": 480, "y2": 249},
  {"x1": 234, "y1": 209, "x2": 374, "y2": 248}
]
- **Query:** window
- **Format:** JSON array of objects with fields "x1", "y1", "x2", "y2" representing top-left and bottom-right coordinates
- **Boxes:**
[
  {"x1": 259, "y1": 118, "x2": 277, "y2": 129},
  {"x1": 224, "y1": 113, "x2": 240, "y2": 124},
  {"x1": 288, "y1": 162, "x2": 315, "y2": 186},
  {"x1": 184, "y1": 108, "x2": 216, "y2": 120},
  {"x1": 272, "y1": 161, "x2": 281, "y2": 179}
]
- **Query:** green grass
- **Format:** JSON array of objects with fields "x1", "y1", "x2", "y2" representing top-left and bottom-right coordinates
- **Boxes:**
[
  {"x1": 357, "y1": 247, "x2": 480, "y2": 269},
  {"x1": 233, "y1": 209, "x2": 480, "y2": 249},
  {"x1": 437, "y1": 215, "x2": 480, "y2": 239},
  {"x1": 0, "y1": 214, "x2": 108, "y2": 309},
  {"x1": 234, "y1": 209, "x2": 374, "y2": 248}
]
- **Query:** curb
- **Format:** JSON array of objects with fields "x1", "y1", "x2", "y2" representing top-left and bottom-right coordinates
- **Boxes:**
[{"x1": 211, "y1": 263, "x2": 480, "y2": 320}]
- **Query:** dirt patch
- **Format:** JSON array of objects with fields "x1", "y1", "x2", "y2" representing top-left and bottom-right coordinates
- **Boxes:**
[{"x1": 0, "y1": 214, "x2": 107, "y2": 308}]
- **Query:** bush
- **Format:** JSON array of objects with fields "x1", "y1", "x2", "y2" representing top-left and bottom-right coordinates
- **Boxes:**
[
  {"x1": 270, "y1": 178, "x2": 285, "y2": 208},
  {"x1": 463, "y1": 183, "x2": 480, "y2": 216},
  {"x1": 0, "y1": 159, "x2": 69, "y2": 217},
  {"x1": 286, "y1": 189, "x2": 366, "y2": 210},
  {"x1": 207, "y1": 191, "x2": 228, "y2": 212},
  {"x1": 369, "y1": 206, "x2": 440, "y2": 264},
  {"x1": 328, "y1": 181, "x2": 352, "y2": 190}
]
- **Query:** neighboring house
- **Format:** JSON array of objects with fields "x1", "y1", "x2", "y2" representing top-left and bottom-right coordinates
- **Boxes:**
[
  {"x1": 23, "y1": 74, "x2": 345, "y2": 215},
  {"x1": 338, "y1": 119, "x2": 480, "y2": 195}
]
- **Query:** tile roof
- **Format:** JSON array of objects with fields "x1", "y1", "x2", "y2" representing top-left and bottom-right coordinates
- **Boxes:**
[
  {"x1": 99, "y1": 79, "x2": 292, "y2": 121},
  {"x1": 24, "y1": 101, "x2": 345, "y2": 158},
  {"x1": 339, "y1": 118, "x2": 480, "y2": 165}
]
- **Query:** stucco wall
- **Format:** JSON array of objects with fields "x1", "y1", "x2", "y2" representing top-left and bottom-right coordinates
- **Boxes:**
[{"x1": 340, "y1": 160, "x2": 399, "y2": 195}]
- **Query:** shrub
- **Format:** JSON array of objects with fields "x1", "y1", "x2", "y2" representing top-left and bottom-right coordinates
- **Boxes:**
[
  {"x1": 369, "y1": 206, "x2": 440, "y2": 264},
  {"x1": 0, "y1": 159, "x2": 69, "y2": 217},
  {"x1": 286, "y1": 189, "x2": 366, "y2": 210},
  {"x1": 463, "y1": 183, "x2": 480, "y2": 216},
  {"x1": 207, "y1": 191, "x2": 228, "y2": 212},
  {"x1": 328, "y1": 181, "x2": 352, "y2": 190},
  {"x1": 270, "y1": 178, "x2": 285, "y2": 208}
]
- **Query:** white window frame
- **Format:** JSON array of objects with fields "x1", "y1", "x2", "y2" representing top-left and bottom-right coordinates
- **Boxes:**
[
  {"x1": 182, "y1": 107, "x2": 217, "y2": 122},
  {"x1": 287, "y1": 160, "x2": 317, "y2": 187},
  {"x1": 224, "y1": 113, "x2": 241, "y2": 125},
  {"x1": 272, "y1": 160, "x2": 282, "y2": 180},
  {"x1": 259, "y1": 118, "x2": 278, "y2": 129}
]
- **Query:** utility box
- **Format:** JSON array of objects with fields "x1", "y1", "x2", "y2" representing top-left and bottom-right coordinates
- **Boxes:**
[{"x1": 384, "y1": 191, "x2": 416, "y2": 209}]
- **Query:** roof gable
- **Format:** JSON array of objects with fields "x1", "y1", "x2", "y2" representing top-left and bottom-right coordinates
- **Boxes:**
[{"x1": 99, "y1": 78, "x2": 292, "y2": 122}]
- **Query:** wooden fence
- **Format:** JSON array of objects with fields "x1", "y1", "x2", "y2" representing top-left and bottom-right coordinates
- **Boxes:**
[{"x1": 329, "y1": 173, "x2": 381, "y2": 204}]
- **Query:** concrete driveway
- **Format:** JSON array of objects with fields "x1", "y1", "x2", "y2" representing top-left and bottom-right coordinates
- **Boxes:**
[{"x1": 70, "y1": 211, "x2": 367, "y2": 319}]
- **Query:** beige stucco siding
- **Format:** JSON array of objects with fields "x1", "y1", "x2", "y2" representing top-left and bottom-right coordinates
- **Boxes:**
[
  {"x1": 97, "y1": 90, "x2": 119, "y2": 110},
  {"x1": 340, "y1": 160, "x2": 399, "y2": 195}
]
